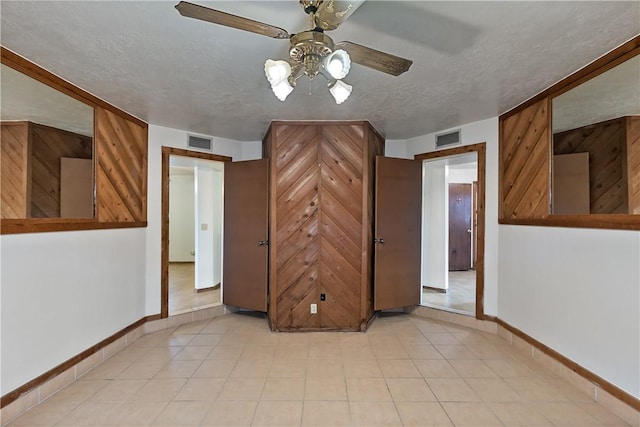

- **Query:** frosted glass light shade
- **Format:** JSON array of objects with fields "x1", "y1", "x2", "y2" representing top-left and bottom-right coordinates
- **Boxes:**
[
  {"x1": 325, "y1": 49, "x2": 351, "y2": 79},
  {"x1": 264, "y1": 59, "x2": 292, "y2": 85},
  {"x1": 271, "y1": 80, "x2": 294, "y2": 101},
  {"x1": 329, "y1": 80, "x2": 352, "y2": 104}
]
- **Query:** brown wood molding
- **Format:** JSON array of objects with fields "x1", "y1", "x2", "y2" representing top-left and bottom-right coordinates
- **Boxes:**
[
  {"x1": 500, "y1": 35, "x2": 640, "y2": 119},
  {"x1": 498, "y1": 215, "x2": 640, "y2": 230},
  {"x1": 0, "y1": 219, "x2": 147, "y2": 234},
  {"x1": 496, "y1": 318, "x2": 640, "y2": 411},
  {"x1": 161, "y1": 147, "x2": 232, "y2": 318},
  {"x1": 414, "y1": 142, "x2": 487, "y2": 320},
  {"x1": 1, "y1": 46, "x2": 146, "y2": 127},
  {"x1": 0, "y1": 314, "x2": 160, "y2": 408}
]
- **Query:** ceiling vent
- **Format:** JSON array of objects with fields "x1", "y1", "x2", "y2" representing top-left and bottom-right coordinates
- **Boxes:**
[
  {"x1": 188, "y1": 135, "x2": 212, "y2": 151},
  {"x1": 435, "y1": 129, "x2": 461, "y2": 148}
]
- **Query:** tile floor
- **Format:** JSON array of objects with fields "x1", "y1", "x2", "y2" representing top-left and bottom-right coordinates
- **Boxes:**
[
  {"x1": 423, "y1": 271, "x2": 476, "y2": 316},
  {"x1": 169, "y1": 263, "x2": 220, "y2": 315},
  {"x1": 7, "y1": 312, "x2": 630, "y2": 426}
]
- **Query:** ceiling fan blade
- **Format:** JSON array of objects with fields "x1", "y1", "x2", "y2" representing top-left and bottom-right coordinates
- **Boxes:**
[
  {"x1": 335, "y1": 41, "x2": 413, "y2": 76},
  {"x1": 175, "y1": 1, "x2": 290, "y2": 39},
  {"x1": 314, "y1": 0, "x2": 366, "y2": 31}
]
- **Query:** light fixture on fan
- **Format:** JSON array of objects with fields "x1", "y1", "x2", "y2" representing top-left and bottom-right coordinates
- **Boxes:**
[{"x1": 264, "y1": 31, "x2": 353, "y2": 104}]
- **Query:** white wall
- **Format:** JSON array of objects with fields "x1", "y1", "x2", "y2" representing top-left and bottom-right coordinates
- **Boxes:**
[
  {"x1": 499, "y1": 226, "x2": 640, "y2": 398},
  {"x1": 194, "y1": 167, "x2": 223, "y2": 290},
  {"x1": 168, "y1": 173, "x2": 195, "y2": 262},
  {"x1": 421, "y1": 161, "x2": 448, "y2": 291},
  {"x1": 145, "y1": 125, "x2": 260, "y2": 314},
  {"x1": 0, "y1": 228, "x2": 146, "y2": 395},
  {"x1": 405, "y1": 118, "x2": 500, "y2": 316}
]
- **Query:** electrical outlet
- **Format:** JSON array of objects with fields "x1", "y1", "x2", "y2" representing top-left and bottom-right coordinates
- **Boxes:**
[{"x1": 310, "y1": 303, "x2": 317, "y2": 314}]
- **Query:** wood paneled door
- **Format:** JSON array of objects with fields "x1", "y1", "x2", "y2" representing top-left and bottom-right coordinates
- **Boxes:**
[
  {"x1": 448, "y1": 183, "x2": 472, "y2": 271},
  {"x1": 373, "y1": 156, "x2": 422, "y2": 311},
  {"x1": 222, "y1": 159, "x2": 269, "y2": 312}
]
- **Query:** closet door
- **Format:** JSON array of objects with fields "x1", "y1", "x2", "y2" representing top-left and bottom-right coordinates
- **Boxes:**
[
  {"x1": 374, "y1": 156, "x2": 422, "y2": 310},
  {"x1": 223, "y1": 159, "x2": 269, "y2": 312}
]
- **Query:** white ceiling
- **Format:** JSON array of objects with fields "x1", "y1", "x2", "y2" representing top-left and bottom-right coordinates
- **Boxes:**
[{"x1": 1, "y1": 1, "x2": 638, "y2": 142}]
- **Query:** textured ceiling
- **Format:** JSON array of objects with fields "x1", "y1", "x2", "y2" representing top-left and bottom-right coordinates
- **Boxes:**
[{"x1": 1, "y1": 1, "x2": 639, "y2": 141}]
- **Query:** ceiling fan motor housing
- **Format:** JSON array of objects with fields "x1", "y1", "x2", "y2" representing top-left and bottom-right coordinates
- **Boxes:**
[{"x1": 289, "y1": 31, "x2": 335, "y2": 64}]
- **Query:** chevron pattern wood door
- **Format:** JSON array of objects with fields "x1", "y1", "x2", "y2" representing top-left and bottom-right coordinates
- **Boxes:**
[
  {"x1": 500, "y1": 98, "x2": 551, "y2": 219},
  {"x1": 95, "y1": 107, "x2": 147, "y2": 222},
  {"x1": 268, "y1": 122, "x2": 382, "y2": 331},
  {"x1": 626, "y1": 116, "x2": 640, "y2": 214}
]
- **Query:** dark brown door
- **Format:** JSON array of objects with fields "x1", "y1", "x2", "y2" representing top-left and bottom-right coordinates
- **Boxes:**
[
  {"x1": 374, "y1": 156, "x2": 422, "y2": 310},
  {"x1": 449, "y1": 183, "x2": 472, "y2": 271},
  {"x1": 223, "y1": 159, "x2": 269, "y2": 311}
]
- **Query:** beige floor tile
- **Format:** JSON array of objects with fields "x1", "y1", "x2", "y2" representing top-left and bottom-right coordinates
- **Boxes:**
[
  {"x1": 174, "y1": 377, "x2": 225, "y2": 400},
  {"x1": 434, "y1": 344, "x2": 479, "y2": 360},
  {"x1": 261, "y1": 377, "x2": 305, "y2": 400},
  {"x1": 269, "y1": 358, "x2": 307, "y2": 378},
  {"x1": 304, "y1": 377, "x2": 347, "y2": 401},
  {"x1": 449, "y1": 359, "x2": 498, "y2": 378},
  {"x1": 504, "y1": 377, "x2": 569, "y2": 402},
  {"x1": 415, "y1": 359, "x2": 459, "y2": 378},
  {"x1": 274, "y1": 344, "x2": 309, "y2": 359},
  {"x1": 441, "y1": 402, "x2": 503, "y2": 426},
  {"x1": 154, "y1": 360, "x2": 202, "y2": 378},
  {"x1": 308, "y1": 343, "x2": 342, "y2": 359},
  {"x1": 307, "y1": 359, "x2": 344, "y2": 377},
  {"x1": 106, "y1": 401, "x2": 168, "y2": 425},
  {"x1": 173, "y1": 345, "x2": 214, "y2": 360},
  {"x1": 350, "y1": 401, "x2": 402, "y2": 426},
  {"x1": 574, "y1": 402, "x2": 632, "y2": 426},
  {"x1": 201, "y1": 400, "x2": 258, "y2": 426},
  {"x1": 152, "y1": 401, "x2": 210, "y2": 426},
  {"x1": 173, "y1": 320, "x2": 208, "y2": 335},
  {"x1": 116, "y1": 360, "x2": 167, "y2": 379},
  {"x1": 371, "y1": 345, "x2": 411, "y2": 360},
  {"x1": 47, "y1": 379, "x2": 108, "y2": 405},
  {"x1": 395, "y1": 401, "x2": 454, "y2": 426},
  {"x1": 405, "y1": 345, "x2": 445, "y2": 360},
  {"x1": 427, "y1": 378, "x2": 481, "y2": 402},
  {"x1": 56, "y1": 401, "x2": 121, "y2": 426},
  {"x1": 301, "y1": 400, "x2": 353, "y2": 426},
  {"x1": 251, "y1": 401, "x2": 303, "y2": 426},
  {"x1": 131, "y1": 378, "x2": 186, "y2": 401},
  {"x1": 230, "y1": 358, "x2": 272, "y2": 378},
  {"x1": 192, "y1": 359, "x2": 237, "y2": 378},
  {"x1": 532, "y1": 402, "x2": 604, "y2": 425},
  {"x1": 206, "y1": 345, "x2": 245, "y2": 360},
  {"x1": 488, "y1": 402, "x2": 553, "y2": 426},
  {"x1": 379, "y1": 359, "x2": 420, "y2": 377},
  {"x1": 386, "y1": 378, "x2": 437, "y2": 402},
  {"x1": 7, "y1": 399, "x2": 79, "y2": 426},
  {"x1": 141, "y1": 347, "x2": 183, "y2": 362},
  {"x1": 346, "y1": 378, "x2": 392, "y2": 401},
  {"x1": 466, "y1": 377, "x2": 523, "y2": 402},
  {"x1": 341, "y1": 344, "x2": 377, "y2": 360},
  {"x1": 240, "y1": 344, "x2": 276, "y2": 361},
  {"x1": 81, "y1": 359, "x2": 132, "y2": 380},
  {"x1": 90, "y1": 379, "x2": 148, "y2": 401},
  {"x1": 484, "y1": 358, "x2": 536, "y2": 377},
  {"x1": 189, "y1": 333, "x2": 223, "y2": 346},
  {"x1": 424, "y1": 333, "x2": 460, "y2": 345},
  {"x1": 217, "y1": 377, "x2": 266, "y2": 401},
  {"x1": 344, "y1": 359, "x2": 383, "y2": 378}
]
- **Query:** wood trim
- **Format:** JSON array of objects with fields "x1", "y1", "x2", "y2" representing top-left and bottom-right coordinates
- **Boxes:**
[
  {"x1": 160, "y1": 147, "x2": 232, "y2": 319},
  {"x1": 0, "y1": 219, "x2": 147, "y2": 234},
  {"x1": 414, "y1": 143, "x2": 487, "y2": 320},
  {"x1": 0, "y1": 314, "x2": 159, "y2": 408},
  {"x1": 496, "y1": 318, "x2": 640, "y2": 411},
  {"x1": 500, "y1": 35, "x2": 640, "y2": 119},
  {"x1": 498, "y1": 215, "x2": 640, "y2": 230},
  {"x1": 1, "y1": 46, "x2": 145, "y2": 127}
]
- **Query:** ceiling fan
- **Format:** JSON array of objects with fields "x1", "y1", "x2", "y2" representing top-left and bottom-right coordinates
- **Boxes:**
[{"x1": 175, "y1": 0, "x2": 413, "y2": 103}]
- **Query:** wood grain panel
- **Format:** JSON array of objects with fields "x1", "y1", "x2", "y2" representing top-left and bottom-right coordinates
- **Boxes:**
[
  {"x1": 500, "y1": 98, "x2": 551, "y2": 219},
  {"x1": 30, "y1": 123, "x2": 92, "y2": 218},
  {"x1": 625, "y1": 116, "x2": 640, "y2": 214},
  {"x1": 95, "y1": 107, "x2": 147, "y2": 222},
  {"x1": 554, "y1": 118, "x2": 627, "y2": 214},
  {"x1": 1, "y1": 122, "x2": 31, "y2": 218}
]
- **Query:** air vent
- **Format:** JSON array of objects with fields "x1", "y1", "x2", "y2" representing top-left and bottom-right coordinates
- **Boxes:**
[
  {"x1": 435, "y1": 129, "x2": 461, "y2": 148},
  {"x1": 188, "y1": 135, "x2": 212, "y2": 151}
]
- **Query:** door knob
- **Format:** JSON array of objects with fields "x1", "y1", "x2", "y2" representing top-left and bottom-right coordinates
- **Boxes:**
[
  {"x1": 258, "y1": 240, "x2": 269, "y2": 246},
  {"x1": 467, "y1": 229, "x2": 472, "y2": 233},
  {"x1": 374, "y1": 238, "x2": 384, "y2": 244}
]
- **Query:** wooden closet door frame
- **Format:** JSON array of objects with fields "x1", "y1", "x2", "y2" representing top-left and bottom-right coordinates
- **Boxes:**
[
  {"x1": 414, "y1": 142, "x2": 488, "y2": 320},
  {"x1": 160, "y1": 146, "x2": 231, "y2": 318}
]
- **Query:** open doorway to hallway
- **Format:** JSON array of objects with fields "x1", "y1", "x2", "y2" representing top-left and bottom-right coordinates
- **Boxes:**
[
  {"x1": 417, "y1": 144, "x2": 485, "y2": 318},
  {"x1": 162, "y1": 147, "x2": 230, "y2": 317}
]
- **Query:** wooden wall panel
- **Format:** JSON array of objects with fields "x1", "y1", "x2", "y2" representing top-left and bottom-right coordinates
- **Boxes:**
[
  {"x1": 500, "y1": 98, "x2": 550, "y2": 219},
  {"x1": 30, "y1": 123, "x2": 92, "y2": 218},
  {"x1": 554, "y1": 118, "x2": 627, "y2": 214},
  {"x1": 626, "y1": 116, "x2": 640, "y2": 214},
  {"x1": 1, "y1": 122, "x2": 30, "y2": 218},
  {"x1": 95, "y1": 107, "x2": 147, "y2": 222}
]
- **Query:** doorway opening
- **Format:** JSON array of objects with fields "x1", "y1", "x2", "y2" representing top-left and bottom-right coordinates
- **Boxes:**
[
  {"x1": 415, "y1": 143, "x2": 486, "y2": 318},
  {"x1": 161, "y1": 147, "x2": 231, "y2": 318}
]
